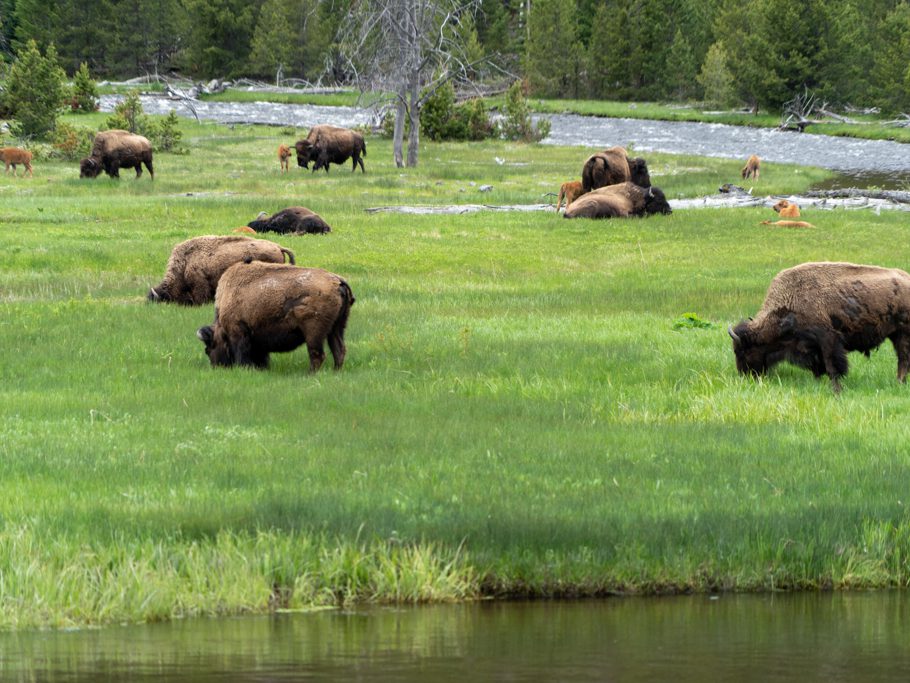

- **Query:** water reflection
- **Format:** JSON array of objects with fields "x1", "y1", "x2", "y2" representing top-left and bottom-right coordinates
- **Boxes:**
[{"x1": 2, "y1": 593, "x2": 910, "y2": 682}]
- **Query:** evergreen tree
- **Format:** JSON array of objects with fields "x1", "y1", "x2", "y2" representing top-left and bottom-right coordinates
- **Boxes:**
[
  {"x1": 697, "y1": 41, "x2": 736, "y2": 108},
  {"x1": 71, "y1": 62, "x2": 99, "y2": 112},
  {"x1": 524, "y1": 0, "x2": 581, "y2": 97},
  {"x1": 3, "y1": 39, "x2": 67, "y2": 138},
  {"x1": 180, "y1": 0, "x2": 258, "y2": 78},
  {"x1": 587, "y1": 0, "x2": 634, "y2": 99},
  {"x1": 869, "y1": 1, "x2": 910, "y2": 113},
  {"x1": 665, "y1": 28, "x2": 697, "y2": 100},
  {"x1": 248, "y1": 0, "x2": 298, "y2": 81}
]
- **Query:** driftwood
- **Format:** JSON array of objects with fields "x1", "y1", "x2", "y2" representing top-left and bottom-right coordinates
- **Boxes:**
[{"x1": 804, "y1": 188, "x2": 910, "y2": 205}]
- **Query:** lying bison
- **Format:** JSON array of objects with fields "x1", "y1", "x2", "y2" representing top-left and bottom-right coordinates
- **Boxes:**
[
  {"x1": 728, "y1": 262, "x2": 910, "y2": 393},
  {"x1": 148, "y1": 235, "x2": 295, "y2": 305},
  {"x1": 197, "y1": 261, "x2": 355, "y2": 371},
  {"x1": 581, "y1": 146, "x2": 651, "y2": 192},
  {"x1": 247, "y1": 206, "x2": 331, "y2": 235},
  {"x1": 563, "y1": 182, "x2": 672, "y2": 219},
  {"x1": 295, "y1": 125, "x2": 366, "y2": 173},
  {"x1": 80, "y1": 129, "x2": 154, "y2": 179}
]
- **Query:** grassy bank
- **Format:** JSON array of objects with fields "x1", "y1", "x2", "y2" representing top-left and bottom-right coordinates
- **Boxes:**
[{"x1": 4, "y1": 115, "x2": 910, "y2": 629}]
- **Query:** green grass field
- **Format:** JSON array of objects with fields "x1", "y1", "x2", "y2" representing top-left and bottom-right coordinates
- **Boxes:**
[{"x1": 2, "y1": 114, "x2": 910, "y2": 629}]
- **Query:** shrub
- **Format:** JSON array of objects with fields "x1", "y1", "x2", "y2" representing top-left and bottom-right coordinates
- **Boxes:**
[
  {"x1": 70, "y1": 63, "x2": 99, "y2": 113},
  {"x1": 51, "y1": 121, "x2": 95, "y2": 160},
  {"x1": 105, "y1": 92, "x2": 187, "y2": 153},
  {"x1": 421, "y1": 81, "x2": 495, "y2": 142},
  {"x1": 105, "y1": 90, "x2": 150, "y2": 133},
  {"x1": 498, "y1": 81, "x2": 550, "y2": 142},
  {"x1": 150, "y1": 111, "x2": 186, "y2": 153},
  {"x1": 3, "y1": 40, "x2": 67, "y2": 139}
]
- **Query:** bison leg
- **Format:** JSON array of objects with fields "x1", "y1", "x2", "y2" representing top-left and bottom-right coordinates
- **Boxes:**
[
  {"x1": 145, "y1": 158, "x2": 154, "y2": 179},
  {"x1": 327, "y1": 331, "x2": 346, "y2": 369},
  {"x1": 307, "y1": 341, "x2": 326, "y2": 372},
  {"x1": 818, "y1": 333, "x2": 848, "y2": 393},
  {"x1": 890, "y1": 333, "x2": 910, "y2": 383},
  {"x1": 134, "y1": 164, "x2": 143, "y2": 178}
]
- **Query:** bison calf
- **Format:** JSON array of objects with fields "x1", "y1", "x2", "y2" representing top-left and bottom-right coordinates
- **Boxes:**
[
  {"x1": 247, "y1": 206, "x2": 331, "y2": 235},
  {"x1": 729, "y1": 262, "x2": 910, "y2": 392},
  {"x1": 0, "y1": 147, "x2": 33, "y2": 177},
  {"x1": 197, "y1": 261, "x2": 355, "y2": 371},
  {"x1": 564, "y1": 182, "x2": 672, "y2": 219},
  {"x1": 556, "y1": 180, "x2": 585, "y2": 212},
  {"x1": 741, "y1": 155, "x2": 760, "y2": 180},
  {"x1": 278, "y1": 144, "x2": 292, "y2": 172},
  {"x1": 148, "y1": 235, "x2": 295, "y2": 305}
]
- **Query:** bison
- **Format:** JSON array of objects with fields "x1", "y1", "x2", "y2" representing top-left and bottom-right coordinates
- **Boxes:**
[
  {"x1": 563, "y1": 182, "x2": 672, "y2": 219},
  {"x1": 148, "y1": 235, "x2": 295, "y2": 305},
  {"x1": 0, "y1": 147, "x2": 33, "y2": 177},
  {"x1": 581, "y1": 146, "x2": 651, "y2": 192},
  {"x1": 772, "y1": 199, "x2": 800, "y2": 218},
  {"x1": 556, "y1": 180, "x2": 585, "y2": 212},
  {"x1": 278, "y1": 144, "x2": 292, "y2": 173},
  {"x1": 197, "y1": 261, "x2": 355, "y2": 371},
  {"x1": 80, "y1": 129, "x2": 154, "y2": 179},
  {"x1": 728, "y1": 262, "x2": 910, "y2": 393},
  {"x1": 247, "y1": 206, "x2": 331, "y2": 235},
  {"x1": 295, "y1": 125, "x2": 366, "y2": 173},
  {"x1": 741, "y1": 154, "x2": 760, "y2": 180}
]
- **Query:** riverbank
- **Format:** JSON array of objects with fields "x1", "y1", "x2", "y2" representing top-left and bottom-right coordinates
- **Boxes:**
[{"x1": 3, "y1": 115, "x2": 910, "y2": 629}]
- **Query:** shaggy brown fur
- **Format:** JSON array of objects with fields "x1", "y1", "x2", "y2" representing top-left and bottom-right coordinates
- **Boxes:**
[
  {"x1": 728, "y1": 262, "x2": 910, "y2": 392},
  {"x1": 278, "y1": 144, "x2": 292, "y2": 173},
  {"x1": 581, "y1": 147, "x2": 631, "y2": 192},
  {"x1": 563, "y1": 182, "x2": 672, "y2": 219},
  {"x1": 556, "y1": 180, "x2": 585, "y2": 212},
  {"x1": 295, "y1": 125, "x2": 366, "y2": 173},
  {"x1": 772, "y1": 199, "x2": 800, "y2": 217},
  {"x1": 148, "y1": 235, "x2": 295, "y2": 305},
  {"x1": 197, "y1": 261, "x2": 355, "y2": 371},
  {"x1": 80, "y1": 130, "x2": 154, "y2": 179},
  {"x1": 247, "y1": 206, "x2": 332, "y2": 235},
  {"x1": 741, "y1": 154, "x2": 760, "y2": 180},
  {"x1": 0, "y1": 147, "x2": 33, "y2": 177}
]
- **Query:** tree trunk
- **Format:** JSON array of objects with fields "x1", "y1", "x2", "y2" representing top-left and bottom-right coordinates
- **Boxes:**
[
  {"x1": 392, "y1": 89, "x2": 407, "y2": 168},
  {"x1": 406, "y1": 74, "x2": 420, "y2": 167}
]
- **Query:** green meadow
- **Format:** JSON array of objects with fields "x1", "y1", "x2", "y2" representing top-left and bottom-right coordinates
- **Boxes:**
[{"x1": 2, "y1": 113, "x2": 910, "y2": 630}]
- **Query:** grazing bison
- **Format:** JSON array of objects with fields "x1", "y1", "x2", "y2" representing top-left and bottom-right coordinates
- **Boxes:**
[
  {"x1": 563, "y1": 182, "x2": 672, "y2": 219},
  {"x1": 741, "y1": 154, "x2": 760, "y2": 180},
  {"x1": 148, "y1": 235, "x2": 295, "y2": 305},
  {"x1": 728, "y1": 262, "x2": 910, "y2": 393},
  {"x1": 295, "y1": 125, "x2": 366, "y2": 173},
  {"x1": 581, "y1": 147, "x2": 652, "y2": 192},
  {"x1": 80, "y1": 129, "x2": 154, "y2": 179},
  {"x1": 278, "y1": 144, "x2": 292, "y2": 173},
  {"x1": 197, "y1": 261, "x2": 355, "y2": 371},
  {"x1": 0, "y1": 147, "x2": 33, "y2": 177},
  {"x1": 247, "y1": 206, "x2": 331, "y2": 235},
  {"x1": 556, "y1": 180, "x2": 585, "y2": 212}
]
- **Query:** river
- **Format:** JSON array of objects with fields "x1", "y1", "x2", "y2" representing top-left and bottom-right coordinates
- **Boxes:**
[{"x1": 3, "y1": 593, "x2": 910, "y2": 682}]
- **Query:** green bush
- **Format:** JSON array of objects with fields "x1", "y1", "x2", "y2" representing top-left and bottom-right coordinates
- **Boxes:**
[
  {"x1": 498, "y1": 81, "x2": 550, "y2": 142},
  {"x1": 70, "y1": 63, "x2": 99, "y2": 113},
  {"x1": 105, "y1": 90, "x2": 150, "y2": 133},
  {"x1": 51, "y1": 121, "x2": 95, "y2": 160},
  {"x1": 3, "y1": 40, "x2": 67, "y2": 139},
  {"x1": 421, "y1": 81, "x2": 495, "y2": 142}
]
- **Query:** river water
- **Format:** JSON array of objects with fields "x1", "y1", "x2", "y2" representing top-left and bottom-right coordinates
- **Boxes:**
[
  {"x1": 3, "y1": 593, "x2": 910, "y2": 682},
  {"x1": 100, "y1": 95, "x2": 910, "y2": 181}
]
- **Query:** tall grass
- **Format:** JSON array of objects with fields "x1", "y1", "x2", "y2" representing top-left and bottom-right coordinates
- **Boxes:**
[{"x1": 2, "y1": 114, "x2": 909, "y2": 628}]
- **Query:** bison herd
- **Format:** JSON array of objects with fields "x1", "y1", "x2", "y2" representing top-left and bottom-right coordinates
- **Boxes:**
[{"x1": 44, "y1": 119, "x2": 896, "y2": 391}]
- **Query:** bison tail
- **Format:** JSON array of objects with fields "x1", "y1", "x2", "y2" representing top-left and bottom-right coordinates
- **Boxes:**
[
  {"x1": 362, "y1": 139, "x2": 366, "y2": 156},
  {"x1": 281, "y1": 247, "x2": 296, "y2": 265},
  {"x1": 339, "y1": 279, "x2": 355, "y2": 307}
]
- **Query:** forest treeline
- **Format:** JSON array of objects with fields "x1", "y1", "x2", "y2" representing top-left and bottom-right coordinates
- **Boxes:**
[{"x1": 0, "y1": 0, "x2": 908, "y2": 114}]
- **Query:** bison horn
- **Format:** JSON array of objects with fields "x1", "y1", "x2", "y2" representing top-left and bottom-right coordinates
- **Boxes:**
[
  {"x1": 647, "y1": 186, "x2": 654, "y2": 198},
  {"x1": 148, "y1": 287, "x2": 160, "y2": 301},
  {"x1": 727, "y1": 326, "x2": 741, "y2": 345}
]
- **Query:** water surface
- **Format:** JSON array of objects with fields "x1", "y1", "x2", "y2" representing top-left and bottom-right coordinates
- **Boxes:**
[{"x1": 3, "y1": 593, "x2": 909, "y2": 682}]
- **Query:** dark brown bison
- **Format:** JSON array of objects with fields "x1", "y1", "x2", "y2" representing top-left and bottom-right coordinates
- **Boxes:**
[
  {"x1": 295, "y1": 125, "x2": 366, "y2": 173},
  {"x1": 197, "y1": 261, "x2": 355, "y2": 371},
  {"x1": 741, "y1": 154, "x2": 760, "y2": 180},
  {"x1": 247, "y1": 206, "x2": 331, "y2": 235},
  {"x1": 563, "y1": 182, "x2": 672, "y2": 219},
  {"x1": 581, "y1": 146, "x2": 651, "y2": 192},
  {"x1": 80, "y1": 129, "x2": 154, "y2": 179},
  {"x1": 148, "y1": 235, "x2": 295, "y2": 305},
  {"x1": 728, "y1": 262, "x2": 910, "y2": 393}
]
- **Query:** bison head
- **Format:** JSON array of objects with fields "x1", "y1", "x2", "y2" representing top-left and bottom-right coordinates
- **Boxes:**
[
  {"x1": 642, "y1": 186, "x2": 672, "y2": 216},
  {"x1": 629, "y1": 158, "x2": 651, "y2": 188},
  {"x1": 294, "y1": 140, "x2": 315, "y2": 168},
  {"x1": 197, "y1": 325, "x2": 233, "y2": 367},
  {"x1": 728, "y1": 321, "x2": 770, "y2": 376},
  {"x1": 728, "y1": 315, "x2": 826, "y2": 379},
  {"x1": 79, "y1": 157, "x2": 102, "y2": 178}
]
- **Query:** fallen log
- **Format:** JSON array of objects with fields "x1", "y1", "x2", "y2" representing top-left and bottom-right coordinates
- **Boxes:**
[{"x1": 803, "y1": 188, "x2": 910, "y2": 205}]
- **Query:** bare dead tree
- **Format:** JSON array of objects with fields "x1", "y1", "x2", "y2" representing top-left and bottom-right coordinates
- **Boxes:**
[{"x1": 339, "y1": 0, "x2": 483, "y2": 167}]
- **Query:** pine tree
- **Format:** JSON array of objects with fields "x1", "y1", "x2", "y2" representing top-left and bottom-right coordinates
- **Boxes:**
[
  {"x1": 71, "y1": 62, "x2": 99, "y2": 113},
  {"x1": 524, "y1": 0, "x2": 581, "y2": 97},
  {"x1": 665, "y1": 28, "x2": 697, "y2": 100},
  {"x1": 3, "y1": 39, "x2": 67, "y2": 138},
  {"x1": 869, "y1": 2, "x2": 910, "y2": 114},
  {"x1": 249, "y1": 0, "x2": 298, "y2": 81},
  {"x1": 697, "y1": 42, "x2": 736, "y2": 108}
]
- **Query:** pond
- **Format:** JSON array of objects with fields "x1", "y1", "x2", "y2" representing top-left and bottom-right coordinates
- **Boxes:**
[
  {"x1": 3, "y1": 593, "x2": 910, "y2": 682},
  {"x1": 100, "y1": 95, "x2": 910, "y2": 186}
]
